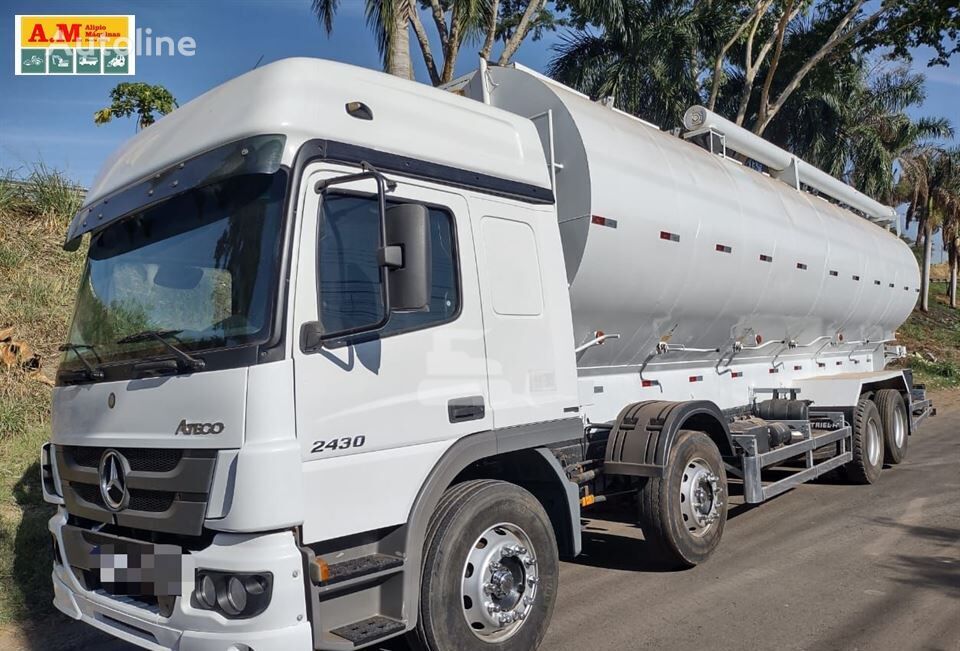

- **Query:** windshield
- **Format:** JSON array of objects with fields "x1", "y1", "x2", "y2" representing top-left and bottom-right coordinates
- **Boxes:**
[{"x1": 60, "y1": 170, "x2": 287, "y2": 376}]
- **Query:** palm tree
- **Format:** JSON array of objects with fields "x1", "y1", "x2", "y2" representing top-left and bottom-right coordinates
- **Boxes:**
[
  {"x1": 548, "y1": 0, "x2": 729, "y2": 128},
  {"x1": 763, "y1": 63, "x2": 953, "y2": 204},
  {"x1": 312, "y1": 0, "x2": 414, "y2": 79},
  {"x1": 933, "y1": 150, "x2": 960, "y2": 308},
  {"x1": 899, "y1": 147, "x2": 959, "y2": 312}
]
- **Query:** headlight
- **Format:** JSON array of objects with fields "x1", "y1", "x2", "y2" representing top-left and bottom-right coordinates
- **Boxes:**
[{"x1": 193, "y1": 570, "x2": 272, "y2": 619}]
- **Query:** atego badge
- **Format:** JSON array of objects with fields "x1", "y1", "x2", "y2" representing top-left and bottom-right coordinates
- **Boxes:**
[{"x1": 175, "y1": 420, "x2": 224, "y2": 435}]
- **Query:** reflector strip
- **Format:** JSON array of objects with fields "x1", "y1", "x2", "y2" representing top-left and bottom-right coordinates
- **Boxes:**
[
  {"x1": 660, "y1": 231, "x2": 680, "y2": 242},
  {"x1": 641, "y1": 379, "x2": 660, "y2": 387},
  {"x1": 852, "y1": 275, "x2": 861, "y2": 281},
  {"x1": 889, "y1": 283, "x2": 895, "y2": 288},
  {"x1": 874, "y1": 280, "x2": 881, "y2": 285},
  {"x1": 794, "y1": 365, "x2": 803, "y2": 371},
  {"x1": 818, "y1": 362, "x2": 826, "y2": 368},
  {"x1": 731, "y1": 371, "x2": 743, "y2": 378},
  {"x1": 591, "y1": 215, "x2": 618, "y2": 228},
  {"x1": 836, "y1": 361, "x2": 843, "y2": 365},
  {"x1": 760, "y1": 254, "x2": 773, "y2": 262},
  {"x1": 829, "y1": 270, "x2": 839, "y2": 277},
  {"x1": 904, "y1": 286, "x2": 909, "y2": 291},
  {"x1": 769, "y1": 368, "x2": 779, "y2": 374},
  {"x1": 796, "y1": 262, "x2": 807, "y2": 270},
  {"x1": 688, "y1": 375, "x2": 703, "y2": 382},
  {"x1": 716, "y1": 244, "x2": 732, "y2": 253}
]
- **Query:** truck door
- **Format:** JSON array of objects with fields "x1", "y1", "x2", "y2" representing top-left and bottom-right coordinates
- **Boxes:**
[{"x1": 291, "y1": 165, "x2": 490, "y2": 542}]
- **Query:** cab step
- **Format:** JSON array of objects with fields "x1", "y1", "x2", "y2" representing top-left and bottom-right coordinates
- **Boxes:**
[
  {"x1": 314, "y1": 553, "x2": 404, "y2": 587},
  {"x1": 330, "y1": 615, "x2": 405, "y2": 646}
]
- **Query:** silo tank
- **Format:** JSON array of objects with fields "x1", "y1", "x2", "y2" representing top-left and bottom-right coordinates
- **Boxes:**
[{"x1": 477, "y1": 66, "x2": 919, "y2": 371}]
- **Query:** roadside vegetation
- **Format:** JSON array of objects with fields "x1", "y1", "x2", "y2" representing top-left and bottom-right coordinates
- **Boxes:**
[
  {"x1": 0, "y1": 166, "x2": 84, "y2": 624},
  {"x1": 895, "y1": 270, "x2": 960, "y2": 390}
]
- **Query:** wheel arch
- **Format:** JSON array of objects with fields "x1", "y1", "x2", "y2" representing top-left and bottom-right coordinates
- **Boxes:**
[
  {"x1": 400, "y1": 419, "x2": 582, "y2": 630},
  {"x1": 605, "y1": 400, "x2": 733, "y2": 479}
]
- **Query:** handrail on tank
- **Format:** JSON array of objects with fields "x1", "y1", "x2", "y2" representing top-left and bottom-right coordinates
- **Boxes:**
[{"x1": 682, "y1": 105, "x2": 900, "y2": 236}]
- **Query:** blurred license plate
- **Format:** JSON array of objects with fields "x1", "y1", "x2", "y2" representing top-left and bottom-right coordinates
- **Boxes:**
[{"x1": 62, "y1": 525, "x2": 183, "y2": 596}]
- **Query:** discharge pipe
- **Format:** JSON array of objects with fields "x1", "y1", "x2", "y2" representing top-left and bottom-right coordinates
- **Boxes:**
[{"x1": 682, "y1": 106, "x2": 899, "y2": 231}]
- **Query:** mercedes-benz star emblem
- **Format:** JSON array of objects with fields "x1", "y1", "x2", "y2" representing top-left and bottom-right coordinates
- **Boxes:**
[{"x1": 98, "y1": 449, "x2": 130, "y2": 512}]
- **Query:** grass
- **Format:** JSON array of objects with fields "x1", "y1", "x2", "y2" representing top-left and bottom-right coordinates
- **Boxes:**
[
  {"x1": 0, "y1": 167, "x2": 85, "y2": 624},
  {"x1": 894, "y1": 281, "x2": 960, "y2": 390}
]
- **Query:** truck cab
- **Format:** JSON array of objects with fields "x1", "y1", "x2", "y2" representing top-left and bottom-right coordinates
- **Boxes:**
[{"x1": 44, "y1": 58, "x2": 580, "y2": 651}]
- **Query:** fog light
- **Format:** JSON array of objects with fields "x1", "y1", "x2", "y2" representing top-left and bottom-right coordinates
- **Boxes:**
[
  {"x1": 194, "y1": 570, "x2": 272, "y2": 619},
  {"x1": 223, "y1": 576, "x2": 247, "y2": 615},
  {"x1": 197, "y1": 574, "x2": 217, "y2": 609}
]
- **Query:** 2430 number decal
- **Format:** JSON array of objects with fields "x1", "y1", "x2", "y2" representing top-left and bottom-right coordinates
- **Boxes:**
[{"x1": 311, "y1": 436, "x2": 366, "y2": 454}]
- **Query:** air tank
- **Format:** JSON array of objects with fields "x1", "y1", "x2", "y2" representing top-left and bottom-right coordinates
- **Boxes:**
[{"x1": 466, "y1": 65, "x2": 919, "y2": 371}]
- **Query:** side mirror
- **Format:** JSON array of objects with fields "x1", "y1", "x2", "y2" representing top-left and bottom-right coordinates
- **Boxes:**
[{"x1": 383, "y1": 204, "x2": 431, "y2": 311}]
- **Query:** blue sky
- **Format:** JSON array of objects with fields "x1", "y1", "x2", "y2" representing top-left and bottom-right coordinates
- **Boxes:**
[
  {"x1": 0, "y1": 0, "x2": 561, "y2": 185},
  {"x1": 2, "y1": 1, "x2": 958, "y2": 255}
]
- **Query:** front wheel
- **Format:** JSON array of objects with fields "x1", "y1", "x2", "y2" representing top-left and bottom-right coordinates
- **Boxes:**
[
  {"x1": 637, "y1": 430, "x2": 727, "y2": 568},
  {"x1": 412, "y1": 480, "x2": 559, "y2": 651}
]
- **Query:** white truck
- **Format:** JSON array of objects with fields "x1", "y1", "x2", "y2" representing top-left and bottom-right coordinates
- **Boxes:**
[{"x1": 42, "y1": 58, "x2": 934, "y2": 651}]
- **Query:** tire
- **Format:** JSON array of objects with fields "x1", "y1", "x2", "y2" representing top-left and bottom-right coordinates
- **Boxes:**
[
  {"x1": 846, "y1": 398, "x2": 884, "y2": 484},
  {"x1": 875, "y1": 389, "x2": 909, "y2": 464},
  {"x1": 637, "y1": 430, "x2": 727, "y2": 568},
  {"x1": 412, "y1": 480, "x2": 559, "y2": 651}
]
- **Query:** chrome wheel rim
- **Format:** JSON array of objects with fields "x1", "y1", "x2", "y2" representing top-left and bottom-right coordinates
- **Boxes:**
[
  {"x1": 893, "y1": 407, "x2": 907, "y2": 448},
  {"x1": 867, "y1": 419, "x2": 882, "y2": 466},
  {"x1": 461, "y1": 523, "x2": 538, "y2": 641},
  {"x1": 679, "y1": 457, "x2": 723, "y2": 537}
]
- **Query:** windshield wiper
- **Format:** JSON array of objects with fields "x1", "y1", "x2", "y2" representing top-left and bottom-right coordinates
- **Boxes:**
[
  {"x1": 58, "y1": 343, "x2": 104, "y2": 380},
  {"x1": 116, "y1": 330, "x2": 206, "y2": 371}
]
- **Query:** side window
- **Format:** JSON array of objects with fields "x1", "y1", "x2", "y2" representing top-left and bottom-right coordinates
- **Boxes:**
[{"x1": 318, "y1": 193, "x2": 459, "y2": 337}]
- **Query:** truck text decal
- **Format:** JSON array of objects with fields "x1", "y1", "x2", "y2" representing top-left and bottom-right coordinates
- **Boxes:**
[{"x1": 175, "y1": 420, "x2": 224, "y2": 435}]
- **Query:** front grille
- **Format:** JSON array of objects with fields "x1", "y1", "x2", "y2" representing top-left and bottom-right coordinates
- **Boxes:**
[
  {"x1": 56, "y1": 446, "x2": 218, "y2": 536},
  {"x1": 67, "y1": 446, "x2": 183, "y2": 473},
  {"x1": 71, "y1": 483, "x2": 177, "y2": 513}
]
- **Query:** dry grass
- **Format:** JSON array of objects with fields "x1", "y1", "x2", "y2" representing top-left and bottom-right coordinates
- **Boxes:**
[
  {"x1": 894, "y1": 281, "x2": 960, "y2": 390},
  {"x1": 0, "y1": 168, "x2": 85, "y2": 623}
]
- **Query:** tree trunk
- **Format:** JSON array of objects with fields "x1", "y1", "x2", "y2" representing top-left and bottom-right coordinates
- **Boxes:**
[
  {"x1": 921, "y1": 223, "x2": 932, "y2": 312},
  {"x1": 386, "y1": 4, "x2": 413, "y2": 80},
  {"x1": 950, "y1": 255, "x2": 958, "y2": 309}
]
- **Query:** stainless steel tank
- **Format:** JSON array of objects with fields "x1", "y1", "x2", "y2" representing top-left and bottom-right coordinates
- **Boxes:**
[{"x1": 468, "y1": 65, "x2": 919, "y2": 371}]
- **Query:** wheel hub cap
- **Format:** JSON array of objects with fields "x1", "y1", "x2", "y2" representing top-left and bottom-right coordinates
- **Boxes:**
[
  {"x1": 680, "y1": 458, "x2": 724, "y2": 537},
  {"x1": 461, "y1": 523, "x2": 538, "y2": 641}
]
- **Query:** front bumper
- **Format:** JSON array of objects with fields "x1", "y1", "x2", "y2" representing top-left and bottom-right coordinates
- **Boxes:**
[{"x1": 49, "y1": 509, "x2": 313, "y2": 651}]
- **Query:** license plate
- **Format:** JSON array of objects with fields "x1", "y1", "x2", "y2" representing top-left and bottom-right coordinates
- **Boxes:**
[{"x1": 62, "y1": 526, "x2": 183, "y2": 596}]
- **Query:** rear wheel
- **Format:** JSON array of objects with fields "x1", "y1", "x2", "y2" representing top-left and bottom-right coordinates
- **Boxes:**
[
  {"x1": 637, "y1": 430, "x2": 727, "y2": 568},
  {"x1": 412, "y1": 480, "x2": 558, "y2": 651},
  {"x1": 846, "y1": 398, "x2": 884, "y2": 484},
  {"x1": 875, "y1": 389, "x2": 909, "y2": 464}
]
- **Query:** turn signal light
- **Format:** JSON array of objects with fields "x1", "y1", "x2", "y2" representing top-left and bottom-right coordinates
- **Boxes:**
[{"x1": 314, "y1": 557, "x2": 330, "y2": 583}]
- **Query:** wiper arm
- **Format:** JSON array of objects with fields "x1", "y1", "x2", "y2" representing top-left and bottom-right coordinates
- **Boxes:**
[
  {"x1": 58, "y1": 343, "x2": 104, "y2": 379},
  {"x1": 116, "y1": 330, "x2": 206, "y2": 371}
]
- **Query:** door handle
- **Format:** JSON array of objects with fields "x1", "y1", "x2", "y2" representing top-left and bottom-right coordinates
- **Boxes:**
[{"x1": 448, "y1": 396, "x2": 485, "y2": 423}]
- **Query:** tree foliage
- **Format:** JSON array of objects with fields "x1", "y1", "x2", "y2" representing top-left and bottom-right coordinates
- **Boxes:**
[
  {"x1": 93, "y1": 82, "x2": 178, "y2": 131},
  {"x1": 313, "y1": 0, "x2": 564, "y2": 85}
]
